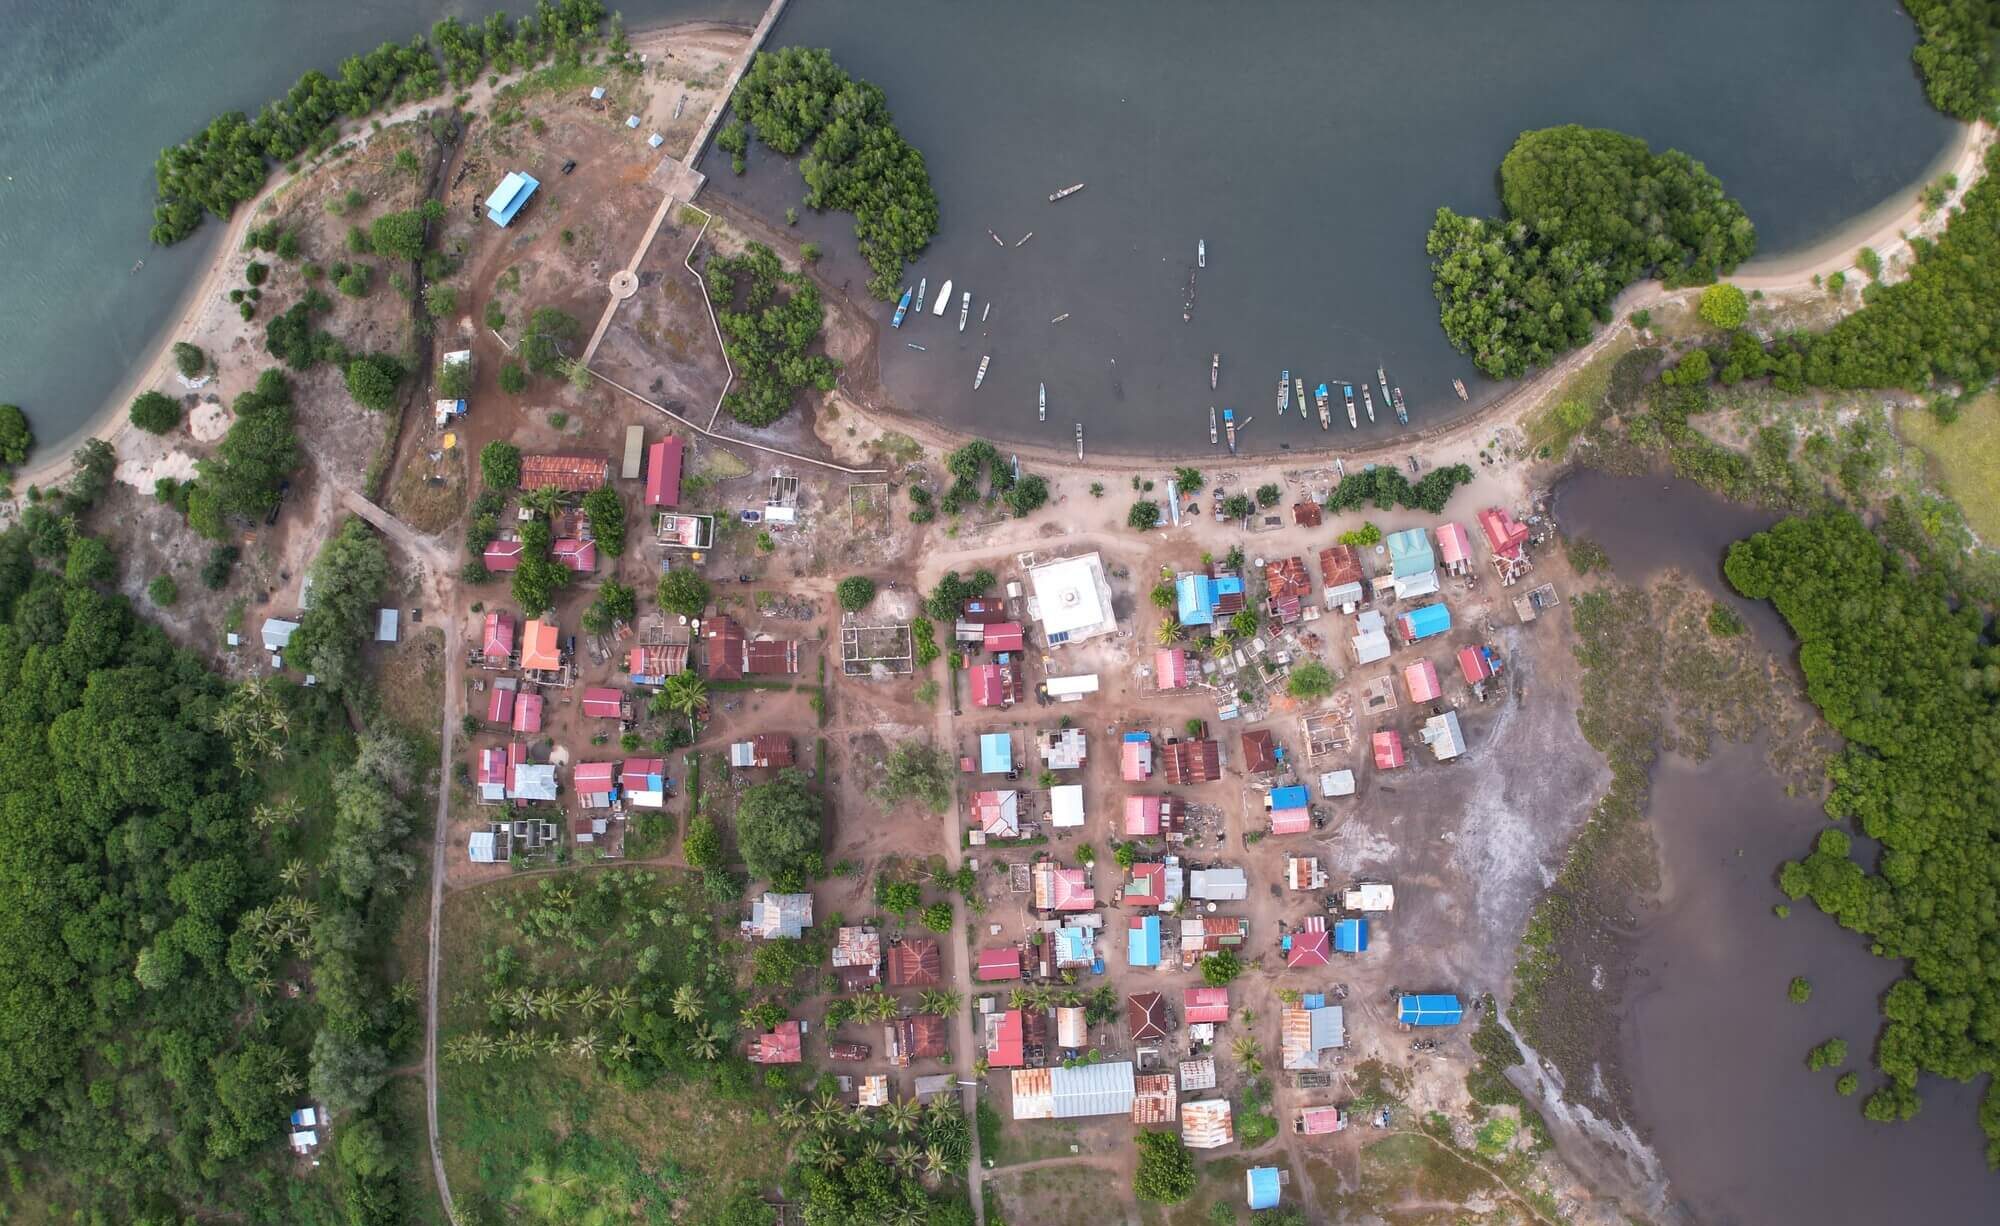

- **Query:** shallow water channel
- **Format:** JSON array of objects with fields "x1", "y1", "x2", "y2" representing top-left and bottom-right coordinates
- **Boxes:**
[{"x1": 1555, "y1": 471, "x2": 2000, "y2": 1224}]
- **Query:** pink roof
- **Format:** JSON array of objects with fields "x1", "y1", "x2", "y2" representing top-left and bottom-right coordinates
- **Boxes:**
[
  {"x1": 1155, "y1": 647, "x2": 1189, "y2": 689},
  {"x1": 1458, "y1": 646, "x2": 1494, "y2": 684},
  {"x1": 1436, "y1": 522, "x2": 1472, "y2": 566},
  {"x1": 1124, "y1": 795, "x2": 1163, "y2": 836},
  {"x1": 1299, "y1": 1105, "x2": 1345, "y2": 1134},
  {"x1": 1048, "y1": 868, "x2": 1093, "y2": 911},
  {"x1": 482, "y1": 539, "x2": 524, "y2": 572},
  {"x1": 1287, "y1": 915, "x2": 1332, "y2": 968},
  {"x1": 574, "y1": 761, "x2": 616, "y2": 794},
  {"x1": 1480, "y1": 506, "x2": 1529, "y2": 558},
  {"x1": 977, "y1": 947, "x2": 1023, "y2": 982},
  {"x1": 1403, "y1": 659, "x2": 1442, "y2": 704},
  {"x1": 621, "y1": 757, "x2": 666, "y2": 791},
  {"x1": 1372, "y1": 730, "x2": 1406, "y2": 770},
  {"x1": 483, "y1": 611, "x2": 515, "y2": 657},
  {"x1": 1182, "y1": 987, "x2": 1231, "y2": 1023},
  {"x1": 983, "y1": 622, "x2": 1025, "y2": 653},
  {"x1": 1270, "y1": 801, "x2": 1311, "y2": 835},
  {"x1": 477, "y1": 746, "x2": 507, "y2": 786},
  {"x1": 581, "y1": 687, "x2": 624, "y2": 718},
  {"x1": 989, "y1": 1009, "x2": 1025, "y2": 1067},
  {"x1": 969, "y1": 663, "x2": 1005, "y2": 707},
  {"x1": 1121, "y1": 738, "x2": 1153, "y2": 782},
  {"x1": 751, "y1": 1019, "x2": 803, "y2": 1064},
  {"x1": 552, "y1": 538, "x2": 597, "y2": 573},
  {"x1": 1125, "y1": 863, "x2": 1167, "y2": 906},
  {"x1": 512, "y1": 692, "x2": 544, "y2": 734},
  {"x1": 644, "y1": 437, "x2": 684, "y2": 507},
  {"x1": 486, "y1": 688, "x2": 516, "y2": 724}
]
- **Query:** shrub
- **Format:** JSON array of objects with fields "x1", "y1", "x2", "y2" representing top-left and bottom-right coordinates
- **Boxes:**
[
  {"x1": 424, "y1": 284, "x2": 457, "y2": 317},
  {"x1": 147, "y1": 575, "x2": 179, "y2": 606},
  {"x1": 836, "y1": 576, "x2": 877, "y2": 612},
  {"x1": 920, "y1": 901, "x2": 954, "y2": 933},
  {"x1": 130, "y1": 391, "x2": 182, "y2": 434},
  {"x1": 484, "y1": 301, "x2": 506, "y2": 330},
  {"x1": 1133, "y1": 1131, "x2": 1195, "y2": 1204},
  {"x1": 1286, "y1": 660, "x2": 1336, "y2": 700},
  {"x1": 201, "y1": 544, "x2": 239, "y2": 590},
  {"x1": 1200, "y1": 950, "x2": 1241, "y2": 987},
  {"x1": 343, "y1": 354, "x2": 405, "y2": 411},
  {"x1": 244, "y1": 261, "x2": 269, "y2": 287},
  {"x1": 172, "y1": 342, "x2": 206, "y2": 377},
  {"x1": 1127, "y1": 500, "x2": 1161, "y2": 530},
  {"x1": 479, "y1": 441, "x2": 521, "y2": 490},
  {"x1": 1699, "y1": 283, "x2": 1747, "y2": 329},
  {"x1": 498, "y1": 363, "x2": 528, "y2": 394},
  {"x1": 1788, "y1": 976, "x2": 1812, "y2": 1004}
]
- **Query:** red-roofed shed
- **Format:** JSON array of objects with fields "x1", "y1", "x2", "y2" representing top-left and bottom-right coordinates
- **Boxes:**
[
  {"x1": 1155, "y1": 647, "x2": 1190, "y2": 690},
  {"x1": 1458, "y1": 645, "x2": 1497, "y2": 685},
  {"x1": 1124, "y1": 795, "x2": 1164, "y2": 836},
  {"x1": 1372, "y1": 730, "x2": 1406, "y2": 770},
  {"x1": 1125, "y1": 862, "x2": 1167, "y2": 906},
  {"x1": 1121, "y1": 736, "x2": 1154, "y2": 782},
  {"x1": 644, "y1": 437, "x2": 684, "y2": 508},
  {"x1": 988, "y1": 1009, "x2": 1025, "y2": 1067},
  {"x1": 482, "y1": 539, "x2": 524, "y2": 572},
  {"x1": 983, "y1": 622, "x2": 1025, "y2": 653},
  {"x1": 1403, "y1": 659, "x2": 1442, "y2": 704},
  {"x1": 1287, "y1": 915, "x2": 1332, "y2": 968},
  {"x1": 1183, "y1": 987, "x2": 1231, "y2": 1023},
  {"x1": 977, "y1": 946, "x2": 1023, "y2": 982},
  {"x1": 970, "y1": 663, "x2": 1006, "y2": 708},
  {"x1": 574, "y1": 761, "x2": 617, "y2": 807},
  {"x1": 581, "y1": 687, "x2": 625, "y2": 719},
  {"x1": 512, "y1": 692, "x2": 544, "y2": 734},
  {"x1": 486, "y1": 687, "x2": 516, "y2": 725},
  {"x1": 1437, "y1": 522, "x2": 1473, "y2": 571},
  {"x1": 750, "y1": 1020, "x2": 802, "y2": 1064},
  {"x1": 1480, "y1": 506, "x2": 1529, "y2": 559},
  {"x1": 482, "y1": 611, "x2": 515, "y2": 660},
  {"x1": 552, "y1": 538, "x2": 597, "y2": 573}
]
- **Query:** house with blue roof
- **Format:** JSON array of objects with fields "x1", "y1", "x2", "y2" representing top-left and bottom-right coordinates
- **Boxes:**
[
  {"x1": 1247, "y1": 1167, "x2": 1282, "y2": 1210},
  {"x1": 1334, "y1": 918, "x2": 1368, "y2": 954},
  {"x1": 979, "y1": 732, "x2": 1014, "y2": 774},
  {"x1": 485, "y1": 171, "x2": 540, "y2": 227},
  {"x1": 1055, "y1": 926, "x2": 1094, "y2": 967},
  {"x1": 1176, "y1": 572, "x2": 1246, "y2": 626},
  {"x1": 1386, "y1": 528, "x2": 1436, "y2": 578},
  {"x1": 1397, "y1": 603, "x2": 1452, "y2": 643},
  {"x1": 1397, "y1": 993, "x2": 1464, "y2": 1026},
  {"x1": 1127, "y1": 915, "x2": 1161, "y2": 967}
]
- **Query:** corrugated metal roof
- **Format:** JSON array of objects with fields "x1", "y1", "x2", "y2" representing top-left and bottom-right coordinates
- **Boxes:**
[
  {"x1": 1050, "y1": 1061, "x2": 1135, "y2": 1118},
  {"x1": 1131, "y1": 1073, "x2": 1177, "y2": 1125},
  {"x1": 1181, "y1": 1098, "x2": 1235, "y2": 1148},
  {"x1": 1010, "y1": 1067, "x2": 1054, "y2": 1120}
]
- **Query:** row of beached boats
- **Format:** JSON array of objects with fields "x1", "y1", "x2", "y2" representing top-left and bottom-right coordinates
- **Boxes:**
[{"x1": 1260, "y1": 364, "x2": 1411, "y2": 431}]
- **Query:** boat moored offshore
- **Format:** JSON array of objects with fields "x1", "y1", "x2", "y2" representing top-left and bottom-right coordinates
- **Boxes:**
[
  {"x1": 1049, "y1": 182, "x2": 1086, "y2": 202},
  {"x1": 915, "y1": 278, "x2": 927, "y2": 315},
  {"x1": 1039, "y1": 383, "x2": 1046, "y2": 421},
  {"x1": 1342, "y1": 383, "x2": 1357, "y2": 430},
  {"x1": 974, "y1": 354, "x2": 990, "y2": 388},
  {"x1": 1295, "y1": 377, "x2": 1307, "y2": 420},
  {"x1": 959, "y1": 291, "x2": 971, "y2": 331},
  {"x1": 1315, "y1": 384, "x2": 1331, "y2": 431},
  {"x1": 1377, "y1": 365, "x2": 1392, "y2": 408},
  {"x1": 1211, "y1": 353, "x2": 1219, "y2": 389},
  {"x1": 891, "y1": 286, "x2": 912, "y2": 328},
  {"x1": 1393, "y1": 386, "x2": 1408, "y2": 425},
  {"x1": 1278, "y1": 371, "x2": 1291, "y2": 413},
  {"x1": 1224, "y1": 408, "x2": 1238, "y2": 455},
  {"x1": 1198, "y1": 239, "x2": 1206, "y2": 268},
  {"x1": 1209, "y1": 405, "x2": 1218, "y2": 445},
  {"x1": 933, "y1": 280, "x2": 953, "y2": 317},
  {"x1": 1362, "y1": 385, "x2": 1376, "y2": 423},
  {"x1": 1453, "y1": 378, "x2": 1469, "y2": 401}
]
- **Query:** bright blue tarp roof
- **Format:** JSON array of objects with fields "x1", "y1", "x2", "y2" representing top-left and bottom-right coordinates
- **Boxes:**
[
  {"x1": 1127, "y1": 915, "x2": 1160, "y2": 966},
  {"x1": 485, "y1": 171, "x2": 539, "y2": 226},
  {"x1": 1398, "y1": 993, "x2": 1463, "y2": 1025}
]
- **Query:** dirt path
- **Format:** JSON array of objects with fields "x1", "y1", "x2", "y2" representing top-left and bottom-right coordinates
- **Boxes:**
[{"x1": 420, "y1": 524, "x2": 464, "y2": 1223}]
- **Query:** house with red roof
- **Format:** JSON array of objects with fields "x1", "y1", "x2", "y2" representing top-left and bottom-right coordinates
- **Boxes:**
[
  {"x1": 481, "y1": 611, "x2": 516, "y2": 665},
  {"x1": 581, "y1": 687, "x2": 627, "y2": 719},
  {"x1": 1128, "y1": 992, "x2": 1171, "y2": 1042},
  {"x1": 552, "y1": 538, "x2": 597, "y2": 574},
  {"x1": 700, "y1": 615, "x2": 800, "y2": 680},
  {"x1": 985, "y1": 1008, "x2": 1025, "y2": 1067},
  {"x1": 1286, "y1": 915, "x2": 1332, "y2": 969},
  {"x1": 886, "y1": 938, "x2": 943, "y2": 987},
  {"x1": 730, "y1": 734, "x2": 795, "y2": 769},
  {"x1": 1480, "y1": 506, "x2": 1529, "y2": 559},
  {"x1": 1318, "y1": 543, "x2": 1367, "y2": 609},
  {"x1": 1263, "y1": 556, "x2": 1314, "y2": 624},
  {"x1": 970, "y1": 660, "x2": 1023, "y2": 707},
  {"x1": 521, "y1": 619, "x2": 562, "y2": 672},
  {"x1": 1183, "y1": 987, "x2": 1231, "y2": 1024},
  {"x1": 983, "y1": 622, "x2": 1025, "y2": 653},
  {"x1": 482, "y1": 538, "x2": 525, "y2": 572},
  {"x1": 574, "y1": 761, "x2": 617, "y2": 808},
  {"x1": 1372, "y1": 730, "x2": 1406, "y2": 770},
  {"x1": 1124, "y1": 861, "x2": 1168, "y2": 907},
  {"x1": 512, "y1": 692, "x2": 545, "y2": 734},
  {"x1": 520, "y1": 453, "x2": 610, "y2": 492},
  {"x1": 1161, "y1": 738, "x2": 1222, "y2": 785},
  {"x1": 1437, "y1": 522, "x2": 1474, "y2": 575},
  {"x1": 973, "y1": 790, "x2": 1021, "y2": 839},
  {"x1": 977, "y1": 946, "x2": 1024, "y2": 983},
  {"x1": 628, "y1": 642, "x2": 689, "y2": 685},
  {"x1": 1155, "y1": 647, "x2": 1190, "y2": 690},
  {"x1": 749, "y1": 1019, "x2": 803, "y2": 1064},
  {"x1": 1241, "y1": 728, "x2": 1280, "y2": 775},
  {"x1": 1458, "y1": 645, "x2": 1499, "y2": 685},
  {"x1": 1403, "y1": 659, "x2": 1442, "y2": 704},
  {"x1": 644, "y1": 437, "x2": 684, "y2": 508},
  {"x1": 1123, "y1": 794, "x2": 1184, "y2": 839},
  {"x1": 887, "y1": 1013, "x2": 949, "y2": 1066},
  {"x1": 486, "y1": 686, "x2": 516, "y2": 725},
  {"x1": 1032, "y1": 861, "x2": 1095, "y2": 912},
  {"x1": 621, "y1": 758, "x2": 666, "y2": 808},
  {"x1": 477, "y1": 746, "x2": 508, "y2": 804}
]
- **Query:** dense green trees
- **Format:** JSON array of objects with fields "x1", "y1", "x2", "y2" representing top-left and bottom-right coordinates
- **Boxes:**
[
  {"x1": 510, "y1": 518, "x2": 570, "y2": 615},
  {"x1": 1428, "y1": 126, "x2": 1754, "y2": 378},
  {"x1": 734, "y1": 769, "x2": 823, "y2": 890},
  {"x1": 581, "y1": 485, "x2": 626, "y2": 556},
  {"x1": 150, "y1": 2, "x2": 609, "y2": 244},
  {"x1": 1324, "y1": 462, "x2": 1475, "y2": 514},
  {"x1": 518, "y1": 305, "x2": 583, "y2": 376},
  {"x1": 343, "y1": 352, "x2": 406, "y2": 411},
  {"x1": 129, "y1": 389, "x2": 182, "y2": 433},
  {"x1": 481, "y1": 439, "x2": 522, "y2": 490},
  {"x1": 731, "y1": 47, "x2": 940, "y2": 298},
  {"x1": 658, "y1": 567, "x2": 710, "y2": 619},
  {"x1": 705, "y1": 243, "x2": 839, "y2": 427},
  {"x1": 192, "y1": 369, "x2": 301, "y2": 532},
  {"x1": 172, "y1": 340, "x2": 206, "y2": 377},
  {"x1": 1903, "y1": 1, "x2": 2000, "y2": 119},
  {"x1": 870, "y1": 739, "x2": 954, "y2": 813},
  {"x1": 836, "y1": 575, "x2": 876, "y2": 611},
  {"x1": 0, "y1": 404, "x2": 31, "y2": 475},
  {"x1": 1699, "y1": 283, "x2": 1748, "y2": 329},
  {"x1": 1133, "y1": 1130, "x2": 1196, "y2": 1203},
  {"x1": 291, "y1": 516, "x2": 389, "y2": 693},
  {"x1": 1727, "y1": 510, "x2": 2000, "y2": 1159}
]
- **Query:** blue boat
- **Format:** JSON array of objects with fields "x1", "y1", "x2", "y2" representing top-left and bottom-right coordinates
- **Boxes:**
[
  {"x1": 890, "y1": 286, "x2": 912, "y2": 329},
  {"x1": 1342, "y1": 383, "x2": 1357, "y2": 430}
]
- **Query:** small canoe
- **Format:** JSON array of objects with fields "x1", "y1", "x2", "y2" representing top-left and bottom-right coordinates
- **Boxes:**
[{"x1": 974, "y1": 354, "x2": 990, "y2": 389}]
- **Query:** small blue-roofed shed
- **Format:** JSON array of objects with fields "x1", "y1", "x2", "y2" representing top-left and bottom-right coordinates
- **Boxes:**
[
  {"x1": 1176, "y1": 573, "x2": 1244, "y2": 626},
  {"x1": 1400, "y1": 602, "x2": 1452, "y2": 641},
  {"x1": 1128, "y1": 915, "x2": 1161, "y2": 967},
  {"x1": 1270, "y1": 784, "x2": 1309, "y2": 810},
  {"x1": 1247, "y1": 1166, "x2": 1281, "y2": 1210},
  {"x1": 1057, "y1": 926, "x2": 1092, "y2": 965},
  {"x1": 1387, "y1": 528, "x2": 1436, "y2": 578},
  {"x1": 1334, "y1": 918, "x2": 1368, "y2": 954},
  {"x1": 979, "y1": 732, "x2": 1013, "y2": 774},
  {"x1": 1398, "y1": 993, "x2": 1464, "y2": 1026},
  {"x1": 485, "y1": 172, "x2": 539, "y2": 227}
]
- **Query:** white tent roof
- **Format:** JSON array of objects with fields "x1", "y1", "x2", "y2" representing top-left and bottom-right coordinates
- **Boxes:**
[
  {"x1": 1392, "y1": 570, "x2": 1441, "y2": 600},
  {"x1": 1319, "y1": 769, "x2": 1356, "y2": 797},
  {"x1": 1050, "y1": 784, "x2": 1085, "y2": 827},
  {"x1": 1049, "y1": 1060, "x2": 1135, "y2": 1118},
  {"x1": 1190, "y1": 867, "x2": 1247, "y2": 900},
  {"x1": 1028, "y1": 553, "x2": 1116, "y2": 641}
]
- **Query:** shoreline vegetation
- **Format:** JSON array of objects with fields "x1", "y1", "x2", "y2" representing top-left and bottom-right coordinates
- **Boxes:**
[{"x1": 721, "y1": 46, "x2": 940, "y2": 300}]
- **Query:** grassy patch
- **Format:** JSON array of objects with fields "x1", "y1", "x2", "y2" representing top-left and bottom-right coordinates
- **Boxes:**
[
  {"x1": 387, "y1": 442, "x2": 468, "y2": 534},
  {"x1": 1358, "y1": 1134, "x2": 1500, "y2": 1205},
  {"x1": 1526, "y1": 334, "x2": 1635, "y2": 456},
  {"x1": 374, "y1": 625, "x2": 447, "y2": 741},
  {"x1": 1898, "y1": 391, "x2": 2000, "y2": 541}
]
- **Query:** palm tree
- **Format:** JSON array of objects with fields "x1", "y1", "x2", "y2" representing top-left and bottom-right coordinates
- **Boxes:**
[
  {"x1": 278, "y1": 859, "x2": 309, "y2": 888},
  {"x1": 801, "y1": 1134, "x2": 846, "y2": 1174},
  {"x1": 889, "y1": 1142, "x2": 921, "y2": 1175},
  {"x1": 811, "y1": 1091, "x2": 846, "y2": 1133},
  {"x1": 569, "y1": 1031, "x2": 602, "y2": 1061},
  {"x1": 918, "y1": 988, "x2": 961, "y2": 1018},
  {"x1": 609, "y1": 1034, "x2": 637, "y2": 1063},
  {"x1": 250, "y1": 975, "x2": 275, "y2": 998},
  {"x1": 669, "y1": 984, "x2": 703, "y2": 1024},
  {"x1": 535, "y1": 988, "x2": 568, "y2": 1022},
  {"x1": 885, "y1": 1202, "x2": 926, "y2": 1226},
  {"x1": 1232, "y1": 1035, "x2": 1263, "y2": 1076},
  {"x1": 1155, "y1": 617, "x2": 1181, "y2": 645},
  {"x1": 882, "y1": 1096, "x2": 920, "y2": 1136},
  {"x1": 524, "y1": 484, "x2": 566, "y2": 522},
  {"x1": 251, "y1": 798, "x2": 301, "y2": 830},
  {"x1": 499, "y1": 1030, "x2": 533, "y2": 1060},
  {"x1": 571, "y1": 984, "x2": 605, "y2": 1020},
  {"x1": 924, "y1": 1095, "x2": 958, "y2": 1125},
  {"x1": 538, "y1": 1033, "x2": 564, "y2": 1057},
  {"x1": 1205, "y1": 634, "x2": 1232, "y2": 660},
  {"x1": 390, "y1": 979, "x2": 419, "y2": 1007},
  {"x1": 507, "y1": 987, "x2": 537, "y2": 1021},
  {"x1": 444, "y1": 1036, "x2": 474, "y2": 1065},
  {"x1": 605, "y1": 985, "x2": 636, "y2": 1016},
  {"x1": 921, "y1": 1145, "x2": 949, "y2": 1180},
  {"x1": 775, "y1": 1097, "x2": 808, "y2": 1132},
  {"x1": 687, "y1": 1022, "x2": 726, "y2": 1062},
  {"x1": 663, "y1": 672, "x2": 707, "y2": 735},
  {"x1": 275, "y1": 1068, "x2": 304, "y2": 1096},
  {"x1": 859, "y1": 1139, "x2": 884, "y2": 1167}
]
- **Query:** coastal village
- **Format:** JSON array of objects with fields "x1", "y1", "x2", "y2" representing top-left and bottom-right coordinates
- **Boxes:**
[{"x1": 6, "y1": 1, "x2": 1997, "y2": 1223}]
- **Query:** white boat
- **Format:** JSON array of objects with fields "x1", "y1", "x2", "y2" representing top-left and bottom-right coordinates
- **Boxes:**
[
  {"x1": 1209, "y1": 405, "x2": 1217, "y2": 445},
  {"x1": 987, "y1": 228, "x2": 1005, "y2": 247},
  {"x1": 915, "y1": 278, "x2": 927, "y2": 314},
  {"x1": 1211, "y1": 353, "x2": 1219, "y2": 389},
  {"x1": 1015, "y1": 231, "x2": 1034, "y2": 247},
  {"x1": 1075, "y1": 423, "x2": 1084, "y2": 458},
  {"x1": 1295, "y1": 377, "x2": 1307, "y2": 420},
  {"x1": 982, "y1": 302, "x2": 992, "y2": 322},
  {"x1": 1049, "y1": 182, "x2": 1085, "y2": 202},
  {"x1": 1377, "y1": 365, "x2": 1392, "y2": 408},
  {"x1": 974, "y1": 354, "x2": 990, "y2": 388},
  {"x1": 959, "y1": 291, "x2": 971, "y2": 331},
  {"x1": 1198, "y1": 239, "x2": 1206, "y2": 268},
  {"x1": 1049, "y1": 313, "x2": 1070, "y2": 324},
  {"x1": 1362, "y1": 385, "x2": 1376, "y2": 423},
  {"x1": 933, "y1": 279, "x2": 953, "y2": 317},
  {"x1": 1039, "y1": 383, "x2": 1046, "y2": 421}
]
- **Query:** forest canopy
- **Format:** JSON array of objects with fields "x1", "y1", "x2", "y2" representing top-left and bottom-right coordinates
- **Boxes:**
[
  {"x1": 1427, "y1": 126, "x2": 1755, "y2": 379},
  {"x1": 1902, "y1": 0, "x2": 2000, "y2": 119},
  {"x1": 729, "y1": 47, "x2": 940, "y2": 299},
  {"x1": 706, "y1": 242, "x2": 840, "y2": 428},
  {"x1": 1725, "y1": 511, "x2": 2000, "y2": 1158}
]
